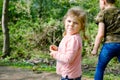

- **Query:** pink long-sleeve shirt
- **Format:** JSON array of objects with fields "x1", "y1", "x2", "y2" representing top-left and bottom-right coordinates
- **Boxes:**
[{"x1": 51, "y1": 34, "x2": 82, "y2": 78}]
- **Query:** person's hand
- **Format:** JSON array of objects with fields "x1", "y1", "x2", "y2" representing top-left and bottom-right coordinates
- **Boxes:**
[
  {"x1": 49, "y1": 45, "x2": 58, "y2": 58},
  {"x1": 49, "y1": 45, "x2": 58, "y2": 52},
  {"x1": 49, "y1": 50, "x2": 57, "y2": 58},
  {"x1": 91, "y1": 49, "x2": 98, "y2": 56}
]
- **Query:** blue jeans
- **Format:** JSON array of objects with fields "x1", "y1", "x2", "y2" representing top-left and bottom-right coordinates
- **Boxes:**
[
  {"x1": 61, "y1": 76, "x2": 81, "y2": 80},
  {"x1": 94, "y1": 43, "x2": 120, "y2": 80}
]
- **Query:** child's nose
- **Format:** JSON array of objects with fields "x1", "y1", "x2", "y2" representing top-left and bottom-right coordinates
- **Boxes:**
[{"x1": 70, "y1": 22, "x2": 74, "y2": 26}]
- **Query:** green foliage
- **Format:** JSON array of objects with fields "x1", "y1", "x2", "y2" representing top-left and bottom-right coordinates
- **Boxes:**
[
  {"x1": 104, "y1": 74, "x2": 120, "y2": 80},
  {"x1": 116, "y1": 0, "x2": 120, "y2": 7},
  {"x1": 0, "y1": 0, "x2": 119, "y2": 62},
  {"x1": 0, "y1": 58, "x2": 32, "y2": 67},
  {"x1": 0, "y1": 0, "x2": 119, "y2": 60},
  {"x1": 0, "y1": 0, "x2": 3, "y2": 20},
  {"x1": 76, "y1": 0, "x2": 99, "y2": 22},
  {"x1": 8, "y1": 0, "x2": 32, "y2": 23}
]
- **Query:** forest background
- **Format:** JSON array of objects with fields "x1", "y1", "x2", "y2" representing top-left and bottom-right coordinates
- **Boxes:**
[{"x1": 0, "y1": 0, "x2": 120, "y2": 79}]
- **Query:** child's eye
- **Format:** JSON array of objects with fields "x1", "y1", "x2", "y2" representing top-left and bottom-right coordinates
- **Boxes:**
[
  {"x1": 74, "y1": 22, "x2": 78, "y2": 24},
  {"x1": 67, "y1": 20, "x2": 71, "y2": 23}
]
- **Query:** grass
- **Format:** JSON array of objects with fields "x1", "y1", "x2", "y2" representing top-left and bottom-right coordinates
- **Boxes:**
[
  {"x1": 0, "y1": 59, "x2": 33, "y2": 69},
  {"x1": 0, "y1": 56, "x2": 56, "y2": 72}
]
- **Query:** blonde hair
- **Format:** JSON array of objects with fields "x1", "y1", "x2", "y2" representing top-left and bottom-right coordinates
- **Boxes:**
[{"x1": 63, "y1": 6, "x2": 87, "y2": 39}]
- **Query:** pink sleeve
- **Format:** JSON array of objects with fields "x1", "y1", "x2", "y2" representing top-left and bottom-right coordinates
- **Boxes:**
[{"x1": 52, "y1": 37, "x2": 81, "y2": 63}]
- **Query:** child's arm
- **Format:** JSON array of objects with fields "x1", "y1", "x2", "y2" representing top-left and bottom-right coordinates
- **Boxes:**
[
  {"x1": 92, "y1": 22, "x2": 104, "y2": 55},
  {"x1": 50, "y1": 37, "x2": 81, "y2": 64}
]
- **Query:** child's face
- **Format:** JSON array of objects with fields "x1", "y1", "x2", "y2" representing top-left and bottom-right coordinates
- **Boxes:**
[
  {"x1": 100, "y1": 0, "x2": 105, "y2": 10},
  {"x1": 65, "y1": 16, "x2": 81, "y2": 35}
]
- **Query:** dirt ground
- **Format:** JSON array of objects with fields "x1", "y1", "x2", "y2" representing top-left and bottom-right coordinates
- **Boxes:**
[{"x1": 0, "y1": 66, "x2": 93, "y2": 80}]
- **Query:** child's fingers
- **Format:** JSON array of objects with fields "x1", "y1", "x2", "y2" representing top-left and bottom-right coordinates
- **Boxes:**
[
  {"x1": 91, "y1": 50, "x2": 97, "y2": 56},
  {"x1": 49, "y1": 46, "x2": 54, "y2": 51},
  {"x1": 50, "y1": 45, "x2": 58, "y2": 51}
]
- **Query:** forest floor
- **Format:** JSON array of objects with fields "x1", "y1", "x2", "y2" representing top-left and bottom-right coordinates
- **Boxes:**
[{"x1": 0, "y1": 66, "x2": 93, "y2": 80}]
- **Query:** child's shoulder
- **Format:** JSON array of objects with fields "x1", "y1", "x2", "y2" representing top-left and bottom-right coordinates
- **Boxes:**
[
  {"x1": 103, "y1": 7, "x2": 119, "y2": 14},
  {"x1": 95, "y1": 7, "x2": 120, "y2": 23}
]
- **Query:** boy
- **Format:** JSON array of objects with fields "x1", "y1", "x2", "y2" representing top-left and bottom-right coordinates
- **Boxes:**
[{"x1": 92, "y1": 0, "x2": 120, "y2": 80}]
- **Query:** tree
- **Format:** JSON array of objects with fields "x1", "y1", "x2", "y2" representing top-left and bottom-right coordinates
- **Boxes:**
[{"x1": 1, "y1": 0, "x2": 10, "y2": 58}]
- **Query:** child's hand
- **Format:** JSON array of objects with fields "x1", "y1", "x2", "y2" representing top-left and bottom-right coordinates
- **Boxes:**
[
  {"x1": 49, "y1": 45, "x2": 58, "y2": 51},
  {"x1": 91, "y1": 50, "x2": 97, "y2": 56},
  {"x1": 49, "y1": 45, "x2": 58, "y2": 58},
  {"x1": 49, "y1": 50, "x2": 57, "y2": 58}
]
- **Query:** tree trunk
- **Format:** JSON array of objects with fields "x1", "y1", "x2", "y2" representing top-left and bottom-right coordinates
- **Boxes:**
[{"x1": 2, "y1": 0, "x2": 10, "y2": 58}]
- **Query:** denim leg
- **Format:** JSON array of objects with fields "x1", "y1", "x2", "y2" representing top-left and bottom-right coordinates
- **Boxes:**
[
  {"x1": 76, "y1": 76, "x2": 81, "y2": 80},
  {"x1": 61, "y1": 77, "x2": 67, "y2": 80},
  {"x1": 117, "y1": 44, "x2": 120, "y2": 62},
  {"x1": 61, "y1": 76, "x2": 81, "y2": 80},
  {"x1": 94, "y1": 44, "x2": 115, "y2": 80}
]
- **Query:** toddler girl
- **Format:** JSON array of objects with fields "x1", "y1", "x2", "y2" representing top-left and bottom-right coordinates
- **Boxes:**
[{"x1": 49, "y1": 6, "x2": 87, "y2": 80}]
